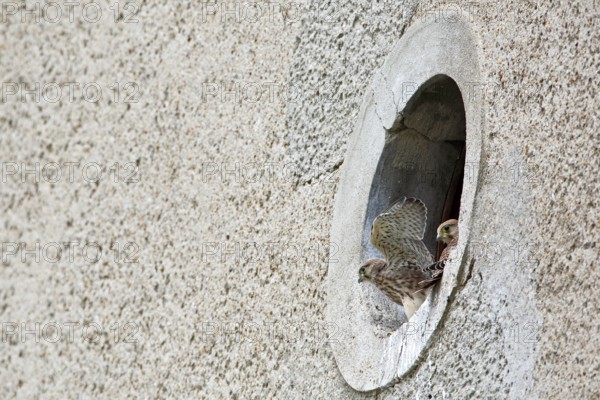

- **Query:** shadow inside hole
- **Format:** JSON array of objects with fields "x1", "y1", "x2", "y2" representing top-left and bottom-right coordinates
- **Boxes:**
[{"x1": 361, "y1": 75, "x2": 466, "y2": 332}]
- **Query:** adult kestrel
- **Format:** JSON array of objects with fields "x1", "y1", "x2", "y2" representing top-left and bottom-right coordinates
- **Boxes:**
[
  {"x1": 357, "y1": 197, "x2": 434, "y2": 319},
  {"x1": 419, "y1": 219, "x2": 459, "y2": 289}
]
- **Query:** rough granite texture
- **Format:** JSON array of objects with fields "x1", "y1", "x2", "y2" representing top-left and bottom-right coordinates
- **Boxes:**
[{"x1": 0, "y1": 0, "x2": 598, "y2": 399}]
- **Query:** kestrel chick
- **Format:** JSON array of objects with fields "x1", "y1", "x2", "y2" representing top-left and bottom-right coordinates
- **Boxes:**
[
  {"x1": 437, "y1": 219, "x2": 459, "y2": 246},
  {"x1": 419, "y1": 219, "x2": 459, "y2": 289},
  {"x1": 358, "y1": 197, "x2": 434, "y2": 319}
]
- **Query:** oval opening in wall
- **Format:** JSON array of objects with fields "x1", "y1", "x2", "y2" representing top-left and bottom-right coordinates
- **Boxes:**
[{"x1": 326, "y1": 14, "x2": 484, "y2": 392}]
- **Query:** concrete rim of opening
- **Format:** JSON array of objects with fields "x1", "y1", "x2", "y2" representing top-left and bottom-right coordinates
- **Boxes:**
[{"x1": 326, "y1": 13, "x2": 484, "y2": 392}]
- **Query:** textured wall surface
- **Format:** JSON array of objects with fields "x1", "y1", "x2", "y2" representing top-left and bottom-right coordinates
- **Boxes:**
[{"x1": 0, "y1": 1, "x2": 598, "y2": 399}]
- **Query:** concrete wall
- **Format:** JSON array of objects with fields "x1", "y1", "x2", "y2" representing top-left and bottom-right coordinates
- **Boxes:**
[{"x1": 0, "y1": 0, "x2": 597, "y2": 398}]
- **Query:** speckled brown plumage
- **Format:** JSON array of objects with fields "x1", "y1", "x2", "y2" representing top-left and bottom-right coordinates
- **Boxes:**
[
  {"x1": 419, "y1": 219, "x2": 459, "y2": 289},
  {"x1": 358, "y1": 197, "x2": 434, "y2": 319}
]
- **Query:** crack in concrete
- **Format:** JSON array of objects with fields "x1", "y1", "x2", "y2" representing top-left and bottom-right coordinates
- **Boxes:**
[
  {"x1": 373, "y1": 71, "x2": 399, "y2": 125},
  {"x1": 461, "y1": 257, "x2": 476, "y2": 288},
  {"x1": 372, "y1": 73, "x2": 387, "y2": 129}
]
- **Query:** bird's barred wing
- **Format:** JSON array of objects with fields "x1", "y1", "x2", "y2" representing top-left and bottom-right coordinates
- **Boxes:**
[
  {"x1": 418, "y1": 236, "x2": 459, "y2": 289},
  {"x1": 423, "y1": 260, "x2": 446, "y2": 275},
  {"x1": 418, "y1": 261, "x2": 445, "y2": 290},
  {"x1": 370, "y1": 197, "x2": 434, "y2": 268}
]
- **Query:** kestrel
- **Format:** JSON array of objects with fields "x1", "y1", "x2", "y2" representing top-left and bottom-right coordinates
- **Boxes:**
[
  {"x1": 419, "y1": 219, "x2": 459, "y2": 289},
  {"x1": 357, "y1": 197, "x2": 434, "y2": 319}
]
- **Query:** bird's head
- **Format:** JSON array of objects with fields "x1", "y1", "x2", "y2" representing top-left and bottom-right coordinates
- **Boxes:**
[
  {"x1": 436, "y1": 219, "x2": 459, "y2": 244},
  {"x1": 358, "y1": 259, "x2": 387, "y2": 283}
]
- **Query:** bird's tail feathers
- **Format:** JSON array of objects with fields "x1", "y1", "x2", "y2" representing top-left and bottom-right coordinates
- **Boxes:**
[
  {"x1": 417, "y1": 276, "x2": 441, "y2": 292},
  {"x1": 403, "y1": 290, "x2": 428, "y2": 320}
]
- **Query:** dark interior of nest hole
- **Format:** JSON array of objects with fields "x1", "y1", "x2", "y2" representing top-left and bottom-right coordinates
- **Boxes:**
[{"x1": 362, "y1": 75, "x2": 466, "y2": 328}]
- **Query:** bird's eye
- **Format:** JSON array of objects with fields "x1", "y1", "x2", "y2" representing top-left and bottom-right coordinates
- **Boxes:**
[
  {"x1": 443, "y1": 226, "x2": 450, "y2": 231},
  {"x1": 359, "y1": 267, "x2": 365, "y2": 276}
]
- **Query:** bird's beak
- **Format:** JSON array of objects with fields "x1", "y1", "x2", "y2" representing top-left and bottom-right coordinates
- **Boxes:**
[
  {"x1": 436, "y1": 234, "x2": 443, "y2": 241},
  {"x1": 358, "y1": 277, "x2": 363, "y2": 283}
]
